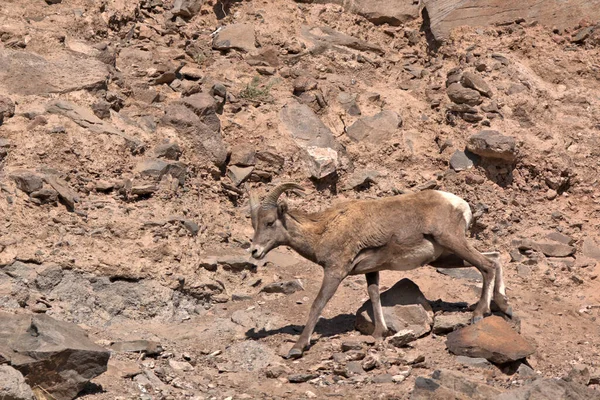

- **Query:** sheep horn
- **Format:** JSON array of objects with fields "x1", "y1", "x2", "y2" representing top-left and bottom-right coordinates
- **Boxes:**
[
  {"x1": 262, "y1": 183, "x2": 305, "y2": 209},
  {"x1": 248, "y1": 190, "x2": 261, "y2": 229}
]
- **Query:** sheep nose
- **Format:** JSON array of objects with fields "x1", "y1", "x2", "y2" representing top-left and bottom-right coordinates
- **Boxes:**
[{"x1": 251, "y1": 248, "x2": 258, "y2": 257}]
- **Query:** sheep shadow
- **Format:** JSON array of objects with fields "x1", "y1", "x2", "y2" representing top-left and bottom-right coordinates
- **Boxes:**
[{"x1": 244, "y1": 313, "x2": 355, "y2": 340}]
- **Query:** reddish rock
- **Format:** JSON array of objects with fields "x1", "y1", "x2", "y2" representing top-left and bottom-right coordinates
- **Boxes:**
[{"x1": 446, "y1": 316, "x2": 535, "y2": 364}]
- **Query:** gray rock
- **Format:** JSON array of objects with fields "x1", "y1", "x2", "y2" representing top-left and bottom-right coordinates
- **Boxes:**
[
  {"x1": 198, "y1": 250, "x2": 263, "y2": 272},
  {"x1": 356, "y1": 278, "x2": 433, "y2": 336},
  {"x1": 372, "y1": 373, "x2": 394, "y2": 383},
  {"x1": 0, "y1": 49, "x2": 108, "y2": 96},
  {"x1": 343, "y1": 169, "x2": 380, "y2": 190},
  {"x1": 446, "y1": 316, "x2": 535, "y2": 364},
  {"x1": 0, "y1": 312, "x2": 110, "y2": 400},
  {"x1": 288, "y1": 372, "x2": 320, "y2": 383},
  {"x1": 30, "y1": 188, "x2": 59, "y2": 205},
  {"x1": 110, "y1": 340, "x2": 163, "y2": 356},
  {"x1": 496, "y1": 377, "x2": 600, "y2": 400},
  {"x1": 447, "y1": 83, "x2": 482, "y2": 106},
  {"x1": 436, "y1": 267, "x2": 482, "y2": 281},
  {"x1": 230, "y1": 145, "x2": 256, "y2": 166},
  {"x1": 227, "y1": 165, "x2": 254, "y2": 186},
  {"x1": 461, "y1": 72, "x2": 493, "y2": 97},
  {"x1": 514, "y1": 239, "x2": 575, "y2": 258},
  {"x1": 0, "y1": 95, "x2": 15, "y2": 124},
  {"x1": 301, "y1": 25, "x2": 384, "y2": 55},
  {"x1": 449, "y1": 150, "x2": 478, "y2": 172},
  {"x1": 179, "y1": 93, "x2": 221, "y2": 132},
  {"x1": 546, "y1": 232, "x2": 574, "y2": 245},
  {"x1": 346, "y1": 110, "x2": 402, "y2": 143},
  {"x1": 279, "y1": 99, "x2": 339, "y2": 149},
  {"x1": 44, "y1": 175, "x2": 78, "y2": 211},
  {"x1": 565, "y1": 364, "x2": 590, "y2": 386},
  {"x1": 467, "y1": 130, "x2": 517, "y2": 162},
  {"x1": 389, "y1": 329, "x2": 418, "y2": 347},
  {"x1": 337, "y1": 92, "x2": 361, "y2": 116},
  {"x1": 213, "y1": 24, "x2": 256, "y2": 52},
  {"x1": 171, "y1": 0, "x2": 203, "y2": 18},
  {"x1": 305, "y1": 146, "x2": 338, "y2": 179},
  {"x1": 9, "y1": 170, "x2": 43, "y2": 194},
  {"x1": 346, "y1": 0, "x2": 420, "y2": 25},
  {"x1": 168, "y1": 359, "x2": 194, "y2": 372},
  {"x1": 411, "y1": 369, "x2": 502, "y2": 400},
  {"x1": 261, "y1": 280, "x2": 303, "y2": 295},
  {"x1": 153, "y1": 142, "x2": 182, "y2": 160},
  {"x1": 293, "y1": 76, "x2": 318, "y2": 94},
  {"x1": 0, "y1": 365, "x2": 35, "y2": 400},
  {"x1": 455, "y1": 355, "x2": 492, "y2": 369},
  {"x1": 35, "y1": 264, "x2": 64, "y2": 292},
  {"x1": 582, "y1": 238, "x2": 600, "y2": 261},
  {"x1": 161, "y1": 103, "x2": 227, "y2": 167},
  {"x1": 46, "y1": 101, "x2": 143, "y2": 153},
  {"x1": 135, "y1": 159, "x2": 187, "y2": 186},
  {"x1": 433, "y1": 313, "x2": 471, "y2": 334}
]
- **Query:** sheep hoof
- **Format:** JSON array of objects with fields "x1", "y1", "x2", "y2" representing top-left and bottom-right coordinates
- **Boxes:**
[
  {"x1": 504, "y1": 306, "x2": 513, "y2": 319},
  {"x1": 471, "y1": 315, "x2": 483, "y2": 324},
  {"x1": 285, "y1": 348, "x2": 304, "y2": 359}
]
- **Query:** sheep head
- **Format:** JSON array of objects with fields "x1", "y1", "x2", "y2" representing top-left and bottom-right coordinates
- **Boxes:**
[{"x1": 249, "y1": 183, "x2": 305, "y2": 259}]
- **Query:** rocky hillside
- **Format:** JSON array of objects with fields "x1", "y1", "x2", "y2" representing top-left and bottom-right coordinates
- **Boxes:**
[{"x1": 1, "y1": 0, "x2": 600, "y2": 399}]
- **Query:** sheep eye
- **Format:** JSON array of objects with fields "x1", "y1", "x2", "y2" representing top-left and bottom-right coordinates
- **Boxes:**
[{"x1": 266, "y1": 221, "x2": 274, "y2": 227}]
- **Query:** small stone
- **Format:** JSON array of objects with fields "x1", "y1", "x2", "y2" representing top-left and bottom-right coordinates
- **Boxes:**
[
  {"x1": 110, "y1": 340, "x2": 163, "y2": 356},
  {"x1": 461, "y1": 72, "x2": 493, "y2": 97},
  {"x1": 293, "y1": 76, "x2": 318, "y2": 94},
  {"x1": 337, "y1": 92, "x2": 361, "y2": 116},
  {"x1": 288, "y1": 372, "x2": 319, "y2": 383},
  {"x1": 9, "y1": 170, "x2": 43, "y2": 194},
  {"x1": 153, "y1": 142, "x2": 182, "y2": 160},
  {"x1": 168, "y1": 359, "x2": 194, "y2": 372},
  {"x1": 341, "y1": 341, "x2": 363, "y2": 352},
  {"x1": 305, "y1": 146, "x2": 338, "y2": 179},
  {"x1": 179, "y1": 65, "x2": 203, "y2": 80},
  {"x1": 265, "y1": 364, "x2": 290, "y2": 378},
  {"x1": 546, "y1": 189, "x2": 558, "y2": 200},
  {"x1": 401, "y1": 350, "x2": 425, "y2": 365},
  {"x1": 230, "y1": 145, "x2": 256, "y2": 166},
  {"x1": 449, "y1": 150, "x2": 477, "y2": 171},
  {"x1": 0, "y1": 95, "x2": 16, "y2": 123},
  {"x1": 447, "y1": 82, "x2": 482, "y2": 106},
  {"x1": 227, "y1": 165, "x2": 254, "y2": 186},
  {"x1": 361, "y1": 354, "x2": 380, "y2": 371},
  {"x1": 346, "y1": 110, "x2": 402, "y2": 143},
  {"x1": 131, "y1": 184, "x2": 158, "y2": 196},
  {"x1": 261, "y1": 280, "x2": 303, "y2": 295},
  {"x1": 582, "y1": 238, "x2": 600, "y2": 261},
  {"x1": 372, "y1": 374, "x2": 393, "y2": 384},
  {"x1": 455, "y1": 355, "x2": 492, "y2": 368},
  {"x1": 388, "y1": 329, "x2": 417, "y2": 348},
  {"x1": 256, "y1": 66, "x2": 276, "y2": 76}
]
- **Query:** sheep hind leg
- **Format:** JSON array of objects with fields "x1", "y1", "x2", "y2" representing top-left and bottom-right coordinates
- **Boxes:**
[
  {"x1": 433, "y1": 234, "x2": 496, "y2": 323},
  {"x1": 366, "y1": 272, "x2": 388, "y2": 339}
]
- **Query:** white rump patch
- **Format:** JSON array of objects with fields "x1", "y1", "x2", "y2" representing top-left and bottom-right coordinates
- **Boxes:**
[{"x1": 436, "y1": 191, "x2": 473, "y2": 228}]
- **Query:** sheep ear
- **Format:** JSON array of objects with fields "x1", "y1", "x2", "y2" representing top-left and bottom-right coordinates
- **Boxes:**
[{"x1": 277, "y1": 201, "x2": 288, "y2": 217}]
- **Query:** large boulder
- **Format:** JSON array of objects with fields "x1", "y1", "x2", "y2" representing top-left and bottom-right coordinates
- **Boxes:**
[
  {"x1": 0, "y1": 312, "x2": 110, "y2": 400},
  {"x1": 422, "y1": 0, "x2": 600, "y2": 44},
  {"x1": 446, "y1": 316, "x2": 535, "y2": 364},
  {"x1": 356, "y1": 278, "x2": 433, "y2": 337},
  {"x1": 0, "y1": 365, "x2": 35, "y2": 400}
]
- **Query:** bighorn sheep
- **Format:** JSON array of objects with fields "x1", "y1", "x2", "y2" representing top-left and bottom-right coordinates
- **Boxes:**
[{"x1": 248, "y1": 183, "x2": 512, "y2": 359}]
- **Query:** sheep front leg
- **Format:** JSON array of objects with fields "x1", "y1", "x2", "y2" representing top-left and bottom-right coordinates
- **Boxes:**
[{"x1": 286, "y1": 272, "x2": 344, "y2": 359}]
